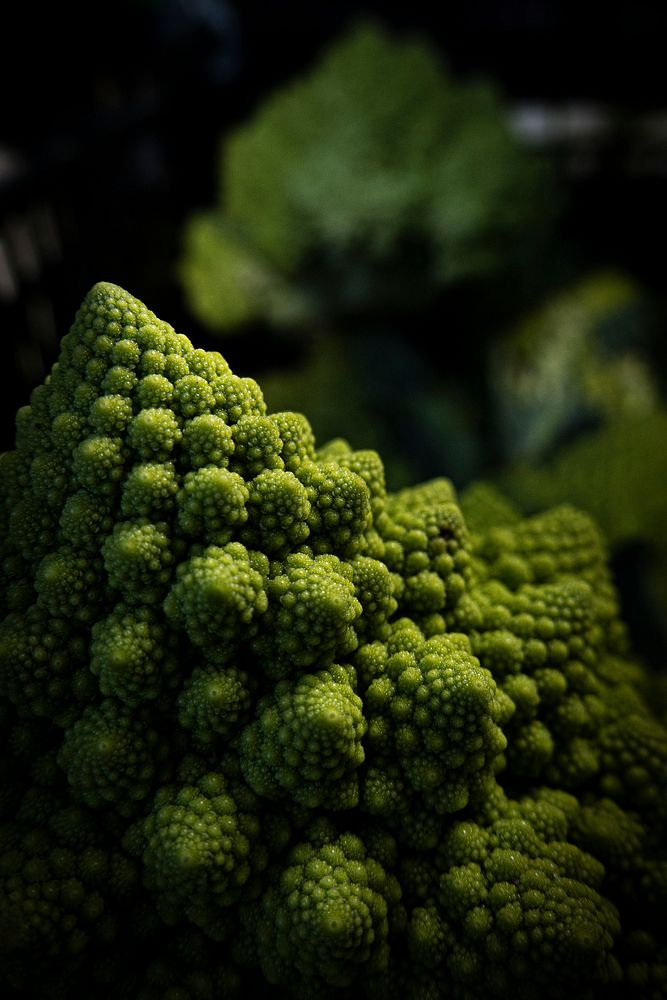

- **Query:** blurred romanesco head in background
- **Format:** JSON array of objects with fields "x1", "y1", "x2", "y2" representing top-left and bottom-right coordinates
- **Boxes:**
[
  {"x1": 489, "y1": 272, "x2": 657, "y2": 463},
  {"x1": 179, "y1": 21, "x2": 553, "y2": 332}
]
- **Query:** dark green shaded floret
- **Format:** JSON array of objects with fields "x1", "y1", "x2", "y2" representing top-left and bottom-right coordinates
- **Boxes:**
[
  {"x1": 176, "y1": 663, "x2": 252, "y2": 747},
  {"x1": 90, "y1": 604, "x2": 180, "y2": 705},
  {"x1": 58, "y1": 699, "x2": 169, "y2": 817},
  {"x1": 0, "y1": 821, "x2": 137, "y2": 963},
  {"x1": 425, "y1": 807, "x2": 621, "y2": 998},
  {"x1": 240, "y1": 664, "x2": 366, "y2": 809},
  {"x1": 102, "y1": 519, "x2": 175, "y2": 605},
  {"x1": 254, "y1": 826, "x2": 401, "y2": 991},
  {"x1": 140, "y1": 772, "x2": 266, "y2": 938}
]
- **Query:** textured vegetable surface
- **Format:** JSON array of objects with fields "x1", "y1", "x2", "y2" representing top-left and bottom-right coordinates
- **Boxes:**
[{"x1": 1, "y1": 283, "x2": 666, "y2": 999}]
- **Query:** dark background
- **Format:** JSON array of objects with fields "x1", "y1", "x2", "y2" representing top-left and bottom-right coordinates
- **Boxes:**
[{"x1": 3, "y1": 0, "x2": 667, "y2": 450}]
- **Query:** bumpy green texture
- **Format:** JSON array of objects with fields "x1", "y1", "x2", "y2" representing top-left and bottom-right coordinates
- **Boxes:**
[
  {"x1": 140, "y1": 772, "x2": 267, "y2": 939},
  {"x1": 240, "y1": 664, "x2": 366, "y2": 810},
  {"x1": 1, "y1": 283, "x2": 666, "y2": 999},
  {"x1": 252, "y1": 822, "x2": 403, "y2": 993}
]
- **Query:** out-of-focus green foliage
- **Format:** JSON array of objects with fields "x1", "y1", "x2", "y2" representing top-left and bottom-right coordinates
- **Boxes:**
[
  {"x1": 502, "y1": 410, "x2": 667, "y2": 545},
  {"x1": 180, "y1": 21, "x2": 553, "y2": 332},
  {"x1": 489, "y1": 273, "x2": 656, "y2": 462}
]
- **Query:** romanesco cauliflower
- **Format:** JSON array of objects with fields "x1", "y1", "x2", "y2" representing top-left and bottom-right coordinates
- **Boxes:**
[{"x1": 1, "y1": 283, "x2": 666, "y2": 999}]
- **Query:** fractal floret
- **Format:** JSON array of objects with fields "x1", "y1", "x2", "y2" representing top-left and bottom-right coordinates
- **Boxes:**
[{"x1": 1, "y1": 283, "x2": 666, "y2": 999}]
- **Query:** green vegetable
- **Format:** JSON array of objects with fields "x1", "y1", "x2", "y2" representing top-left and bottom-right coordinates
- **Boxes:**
[
  {"x1": 180, "y1": 22, "x2": 552, "y2": 331},
  {"x1": 1, "y1": 282, "x2": 666, "y2": 998}
]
